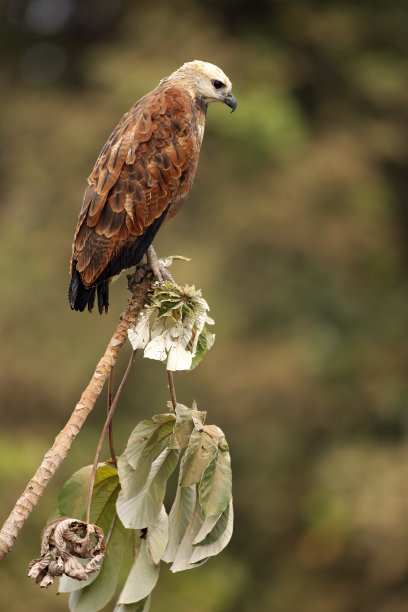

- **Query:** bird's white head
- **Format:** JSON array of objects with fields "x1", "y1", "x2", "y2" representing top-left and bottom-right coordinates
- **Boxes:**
[{"x1": 164, "y1": 60, "x2": 237, "y2": 112}]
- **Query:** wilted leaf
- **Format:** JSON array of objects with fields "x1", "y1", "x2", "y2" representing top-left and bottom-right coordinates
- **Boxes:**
[
  {"x1": 146, "y1": 505, "x2": 169, "y2": 566},
  {"x1": 117, "y1": 449, "x2": 179, "y2": 529},
  {"x1": 162, "y1": 485, "x2": 196, "y2": 563},
  {"x1": 166, "y1": 339, "x2": 193, "y2": 371},
  {"x1": 192, "y1": 513, "x2": 221, "y2": 546},
  {"x1": 190, "y1": 330, "x2": 215, "y2": 370},
  {"x1": 29, "y1": 519, "x2": 105, "y2": 589},
  {"x1": 126, "y1": 415, "x2": 176, "y2": 471},
  {"x1": 168, "y1": 404, "x2": 206, "y2": 450},
  {"x1": 199, "y1": 439, "x2": 232, "y2": 516},
  {"x1": 117, "y1": 453, "x2": 138, "y2": 501},
  {"x1": 190, "y1": 500, "x2": 234, "y2": 563},
  {"x1": 127, "y1": 306, "x2": 156, "y2": 350},
  {"x1": 179, "y1": 426, "x2": 219, "y2": 487},
  {"x1": 143, "y1": 333, "x2": 167, "y2": 362},
  {"x1": 117, "y1": 538, "x2": 159, "y2": 605},
  {"x1": 58, "y1": 466, "x2": 92, "y2": 521},
  {"x1": 58, "y1": 464, "x2": 119, "y2": 527},
  {"x1": 170, "y1": 491, "x2": 206, "y2": 573},
  {"x1": 113, "y1": 596, "x2": 151, "y2": 612},
  {"x1": 119, "y1": 415, "x2": 176, "y2": 498}
]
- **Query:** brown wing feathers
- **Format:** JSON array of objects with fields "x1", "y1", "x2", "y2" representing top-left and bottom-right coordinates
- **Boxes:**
[{"x1": 69, "y1": 87, "x2": 199, "y2": 313}]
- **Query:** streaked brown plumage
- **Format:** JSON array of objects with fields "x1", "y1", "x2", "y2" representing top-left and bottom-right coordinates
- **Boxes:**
[{"x1": 69, "y1": 60, "x2": 236, "y2": 313}]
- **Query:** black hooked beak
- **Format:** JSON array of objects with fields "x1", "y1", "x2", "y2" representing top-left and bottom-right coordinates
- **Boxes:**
[{"x1": 223, "y1": 92, "x2": 237, "y2": 113}]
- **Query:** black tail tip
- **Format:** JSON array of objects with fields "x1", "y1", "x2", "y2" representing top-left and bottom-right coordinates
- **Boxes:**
[{"x1": 69, "y1": 265, "x2": 109, "y2": 314}]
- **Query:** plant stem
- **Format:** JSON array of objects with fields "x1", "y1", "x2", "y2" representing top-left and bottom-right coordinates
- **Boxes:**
[
  {"x1": 167, "y1": 370, "x2": 177, "y2": 410},
  {"x1": 107, "y1": 365, "x2": 117, "y2": 466},
  {"x1": 86, "y1": 350, "x2": 137, "y2": 526}
]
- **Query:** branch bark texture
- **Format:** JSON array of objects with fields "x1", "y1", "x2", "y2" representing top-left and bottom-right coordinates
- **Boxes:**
[{"x1": 0, "y1": 269, "x2": 151, "y2": 560}]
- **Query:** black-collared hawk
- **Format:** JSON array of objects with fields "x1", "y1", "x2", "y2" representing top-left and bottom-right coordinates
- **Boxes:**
[{"x1": 69, "y1": 60, "x2": 237, "y2": 314}]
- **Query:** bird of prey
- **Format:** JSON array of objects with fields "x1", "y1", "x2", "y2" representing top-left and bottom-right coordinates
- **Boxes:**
[{"x1": 69, "y1": 60, "x2": 237, "y2": 314}]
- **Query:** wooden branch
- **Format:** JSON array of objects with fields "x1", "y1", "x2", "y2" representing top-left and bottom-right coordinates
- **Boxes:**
[{"x1": 0, "y1": 267, "x2": 152, "y2": 561}]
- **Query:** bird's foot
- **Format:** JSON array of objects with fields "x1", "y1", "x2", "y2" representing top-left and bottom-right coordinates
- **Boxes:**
[{"x1": 146, "y1": 246, "x2": 175, "y2": 284}]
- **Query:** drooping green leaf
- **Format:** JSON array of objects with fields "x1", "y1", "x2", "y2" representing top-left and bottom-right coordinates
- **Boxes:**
[
  {"x1": 58, "y1": 463, "x2": 119, "y2": 526},
  {"x1": 126, "y1": 415, "x2": 176, "y2": 470},
  {"x1": 113, "y1": 596, "x2": 151, "y2": 612},
  {"x1": 194, "y1": 501, "x2": 231, "y2": 547},
  {"x1": 66, "y1": 515, "x2": 131, "y2": 612},
  {"x1": 190, "y1": 330, "x2": 215, "y2": 370},
  {"x1": 179, "y1": 426, "x2": 219, "y2": 487},
  {"x1": 170, "y1": 489, "x2": 206, "y2": 573},
  {"x1": 118, "y1": 415, "x2": 176, "y2": 501},
  {"x1": 47, "y1": 505, "x2": 63, "y2": 522},
  {"x1": 117, "y1": 449, "x2": 179, "y2": 529},
  {"x1": 162, "y1": 484, "x2": 197, "y2": 564},
  {"x1": 190, "y1": 500, "x2": 234, "y2": 563},
  {"x1": 119, "y1": 414, "x2": 176, "y2": 499},
  {"x1": 199, "y1": 439, "x2": 232, "y2": 516},
  {"x1": 58, "y1": 465, "x2": 92, "y2": 521},
  {"x1": 117, "y1": 452, "x2": 138, "y2": 500},
  {"x1": 192, "y1": 513, "x2": 221, "y2": 545},
  {"x1": 146, "y1": 505, "x2": 169, "y2": 566},
  {"x1": 89, "y1": 465, "x2": 121, "y2": 530},
  {"x1": 117, "y1": 538, "x2": 159, "y2": 605},
  {"x1": 168, "y1": 404, "x2": 206, "y2": 450}
]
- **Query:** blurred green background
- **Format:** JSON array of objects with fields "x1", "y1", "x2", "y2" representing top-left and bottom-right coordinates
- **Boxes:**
[{"x1": 1, "y1": 0, "x2": 408, "y2": 610}]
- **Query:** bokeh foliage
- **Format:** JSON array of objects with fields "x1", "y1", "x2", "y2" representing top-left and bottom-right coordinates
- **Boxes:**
[{"x1": 1, "y1": 0, "x2": 408, "y2": 611}]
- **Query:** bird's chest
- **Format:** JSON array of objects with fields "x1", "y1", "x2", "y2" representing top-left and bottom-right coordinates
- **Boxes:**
[{"x1": 166, "y1": 113, "x2": 205, "y2": 219}]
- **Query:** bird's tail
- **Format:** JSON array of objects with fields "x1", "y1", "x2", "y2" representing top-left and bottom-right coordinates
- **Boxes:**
[{"x1": 69, "y1": 263, "x2": 109, "y2": 314}]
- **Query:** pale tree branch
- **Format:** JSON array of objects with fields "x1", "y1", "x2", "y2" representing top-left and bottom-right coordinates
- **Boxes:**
[{"x1": 0, "y1": 265, "x2": 152, "y2": 561}]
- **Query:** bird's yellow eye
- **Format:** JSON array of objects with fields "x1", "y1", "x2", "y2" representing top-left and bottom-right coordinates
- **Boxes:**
[{"x1": 213, "y1": 80, "x2": 225, "y2": 89}]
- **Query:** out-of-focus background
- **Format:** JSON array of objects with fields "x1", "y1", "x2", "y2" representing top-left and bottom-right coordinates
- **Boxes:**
[{"x1": 1, "y1": 1, "x2": 408, "y2": 610}]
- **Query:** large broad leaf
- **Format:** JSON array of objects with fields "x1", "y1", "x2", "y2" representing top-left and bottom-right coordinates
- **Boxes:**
[
  {"x1": 168, "y1": 404, "x2": 206, "y2": 450},
  {"x1": 119, "y1": 414, "x2": 176, "y2": 498},
  {"x1": 162, "y1": 484, "x2": 196, "y2": 563},
  {"x1": 89, "y1": 465, "x2": 122, "y2": 531},
  {"x1": 117, "y1": 538, "x2": 159, "y2": 605},
  {"x1": 146, "y1": 505, "x2": 169, "y2": 566},
  {"x1": 179, "y1": 426, "x2": 219, "y2": 487},
  {"x1": 199, "y1": 435, "x2": 232, "y2": 516},
  {"x1": 192, "y1": 513, "x2": 221, "y2": 545},
  {"x1": 58, "y1": 465, "x2": 92, "y2": 521},
  {"x1": 117, "y1": 452, "x2": 137, "y2": 500},
  {"x1": 169, "y1": 489, "x2": 206, "y2": 573},
  {"x1": 113, "y1": 596, "x2": 151, "y2": 612},
  {"x1": 190, "y1": 500, "x2": 234, "y2": 563},
  {"x1": 126, "y1": 414, "x2": 176, "y2": 470},
  {"x1": 58, "y1": 463, "x2": 118, "y2": 526},
  {"x1": 117, "y1": 449, "x2": 179, "y2": 529},
  {"x1": 67, "y1": 515, "x2": 131, "y2": 612}
]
